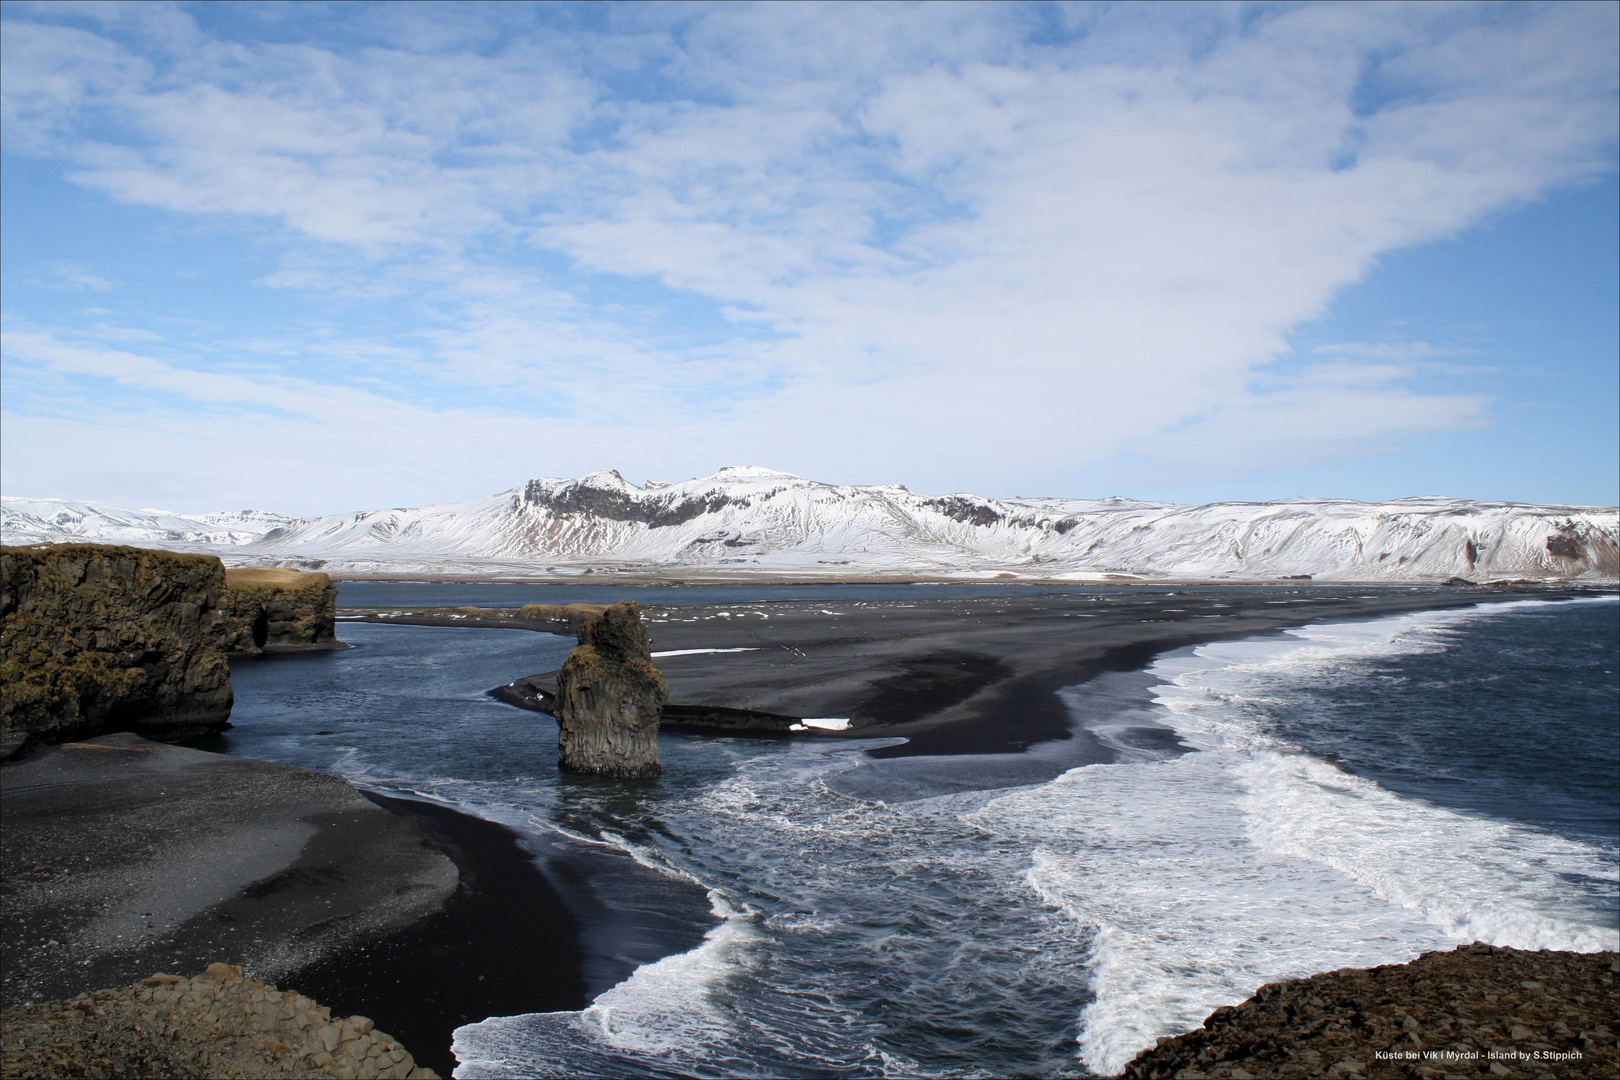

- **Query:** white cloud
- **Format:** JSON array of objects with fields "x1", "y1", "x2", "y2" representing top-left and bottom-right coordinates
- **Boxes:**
[
  {"x1": 24, "y1": 259, "x2": 118, "y2": 291},
  {"x1": 0, "y1": 1, "x2": 1614, "y2": 509}
]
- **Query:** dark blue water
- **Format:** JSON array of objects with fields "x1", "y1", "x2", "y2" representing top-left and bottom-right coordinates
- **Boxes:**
[
  {"x1": 221, "y1": 591, "x2": 1619, "y2": 1079},
  {"x1": 1264, "y1": 598, "x2": 1619, "y2": 848}
]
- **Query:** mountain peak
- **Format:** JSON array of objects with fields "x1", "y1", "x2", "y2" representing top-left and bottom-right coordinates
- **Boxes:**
[
  {"x1": 710, "y1": 466, "x2": 803, "y2": 481},
  {"x1": 576, "y1": 469, "x2": 635, "y2": 490}
]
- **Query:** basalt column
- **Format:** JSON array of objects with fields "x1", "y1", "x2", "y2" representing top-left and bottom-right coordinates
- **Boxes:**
[{"x1": 554, "y1": 601, "x2": 667, "y2": 778}]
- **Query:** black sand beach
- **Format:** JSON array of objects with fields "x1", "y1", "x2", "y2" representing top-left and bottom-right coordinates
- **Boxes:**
[
  {"x1": 271, "y1": 795, "x2": 586, "y2": 1078},
  {"x1": 0, "y1": 736, "x2": 713, "y2": 1078},
  {"x1": 0, "y1": 734, "x2": 457, "y2": 1010},
  {"x1": 276, "y1": 792, "x2": 713, "y2": 1078}
]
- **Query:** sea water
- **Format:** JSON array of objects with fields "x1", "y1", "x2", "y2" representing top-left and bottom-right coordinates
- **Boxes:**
[{"x1": 223, "y1": 591, "x2": 1619, "y2": 1079}]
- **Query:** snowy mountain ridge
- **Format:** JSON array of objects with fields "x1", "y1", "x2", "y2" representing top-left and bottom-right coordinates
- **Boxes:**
[{"x1": 4, "y1": 466, "x2": 1616, "y2": 582}]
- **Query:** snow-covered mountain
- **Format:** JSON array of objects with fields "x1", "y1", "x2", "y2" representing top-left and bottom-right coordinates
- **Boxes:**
[{"x1": 4, "y1": 466, "x2": 1616, "y2": 582}]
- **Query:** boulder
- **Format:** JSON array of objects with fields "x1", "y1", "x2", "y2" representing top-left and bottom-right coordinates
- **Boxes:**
[
  {"x1": 1, "y1": 544, "x2": 233, "y2": 752},
  {"x1": 215, "y1": 567, "x2": 339, "y2": 655},
  {"x1": 553, "y1": 602, "x2": 667, "y2": 778}
]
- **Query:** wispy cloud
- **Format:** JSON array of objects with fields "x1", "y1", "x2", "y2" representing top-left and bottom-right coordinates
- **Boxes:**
[
  {"x1": 0, "y1": 1, "x2": 1615, "y2": 511},
  {"x1": 23, "y1": 259, "x2": 118, "y2": 291}
]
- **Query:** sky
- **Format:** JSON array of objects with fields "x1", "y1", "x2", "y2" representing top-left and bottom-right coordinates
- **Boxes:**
[{"x1": 1, "y1": 0, "x2": 1616, "y2": 516}]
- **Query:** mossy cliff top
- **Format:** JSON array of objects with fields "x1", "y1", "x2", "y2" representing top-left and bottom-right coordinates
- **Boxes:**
[{"x1": 223, "y1": 566, "x2": 334, "y2": 594}]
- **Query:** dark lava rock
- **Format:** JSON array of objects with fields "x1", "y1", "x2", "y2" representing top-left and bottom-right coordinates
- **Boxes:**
[
  {"x1": 1, "y1": 964, "x2": 439, "y2": 1079},
  {"x1": 554, "y1": 602, "x2": 667, "y2": 778},
  {"x1": 1120, "y1": 943, "x2": 1618, "y2": 1079},
  {"x1": 1546, "y1": 530, "x2": 1584, "y2": 560},
  {"x1": 215, "y1": 567, "x2": 340, "y2": 656},
  {"x1": 1, "y1": 544, "x2": 234, "y2": 752}
]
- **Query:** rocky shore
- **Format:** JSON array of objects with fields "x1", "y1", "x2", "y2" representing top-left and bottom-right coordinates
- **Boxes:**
[
  {"x1": 1120, "y1": 944, "x2": 1618, "y2": 1079},
  {"x1": 0, "y1": 963, "x2": 438, "y2": 1079}
]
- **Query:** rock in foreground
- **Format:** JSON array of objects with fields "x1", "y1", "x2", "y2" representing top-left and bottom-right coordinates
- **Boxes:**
[
  {"x1": 0, "y1": 963, "x2": 438, "y2": 1080},
  {"x1": 554, "y1": 601, "x2": 667, "y2": 778},
  {"x1": 1121, "y1": 943, "x2": 1618, "y2": 1079}
]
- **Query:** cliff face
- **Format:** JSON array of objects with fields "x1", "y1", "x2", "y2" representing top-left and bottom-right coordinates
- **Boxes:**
[
  {"x1": 216, "y1": 567, "x2": 339, "y2": 655},
  {"x1": 1, "y1": 544, "x2": 233, "y2": 752},
  {"x1": 554, "y1": 602, "x2": 667, "y2": 778}
]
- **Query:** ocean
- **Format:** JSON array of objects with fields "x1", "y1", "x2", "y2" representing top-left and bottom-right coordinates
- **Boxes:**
[{"x1": 222, "y1": 588, "x2": 1619, "y2": 1079}]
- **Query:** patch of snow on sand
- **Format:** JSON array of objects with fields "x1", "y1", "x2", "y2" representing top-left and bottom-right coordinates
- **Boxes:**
[{"x1": 651, "y1": 648, "x2": 761, "y2": 658}]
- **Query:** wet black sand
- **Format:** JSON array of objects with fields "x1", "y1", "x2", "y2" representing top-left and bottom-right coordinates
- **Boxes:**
[
  {"x1": 280, "y1": 793, "x2": 713, "y2": 1078},
  {"x1": 273, "y1": 794, "x2": 585, "y2": 1078}
]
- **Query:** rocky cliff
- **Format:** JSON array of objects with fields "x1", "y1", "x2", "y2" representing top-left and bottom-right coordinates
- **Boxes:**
[
  {"x1": 216, "y1": 567, "x2": 339, "y2": 655},
  {"x1": 1120, "y1": 943, "x2": 1617, "y2": 1079},
  {"x1": 553, "y1": 602, "x2": 667, "y2": 778},
  {"x1": 1, "y1": 544, "x2": 234, "y2": 753}
]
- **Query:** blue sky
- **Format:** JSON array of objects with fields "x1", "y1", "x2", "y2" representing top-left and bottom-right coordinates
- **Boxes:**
[{"x1": 1, "y1": 0, "x2": 1615, "y2": 515}]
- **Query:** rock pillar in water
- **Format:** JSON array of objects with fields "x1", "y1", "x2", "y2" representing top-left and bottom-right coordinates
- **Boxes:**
[{"x1": 554, "y1": 601, "x2": 667, "y2": 778}]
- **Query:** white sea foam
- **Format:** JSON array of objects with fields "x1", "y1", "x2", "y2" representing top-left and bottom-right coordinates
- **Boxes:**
[
  {"x1": 451, "y1": 892, "x2": 758, "y2": 1078},
  {"x1": 970, "y1": 597, "x2": 1620, "y2": 1076}
]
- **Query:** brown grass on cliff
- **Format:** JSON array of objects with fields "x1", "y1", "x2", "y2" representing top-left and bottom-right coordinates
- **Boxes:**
[{"x1": 223, "y1": 567, "x2": 332, "y2": 592}]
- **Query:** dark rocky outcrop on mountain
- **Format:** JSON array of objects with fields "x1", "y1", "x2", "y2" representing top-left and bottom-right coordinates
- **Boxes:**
[
  {"x1": 553, "y1": 602, "x2": 667, "y2": 778},
  {"x1": 1120, "y1": 943, "x2": 1617, "y2": 1079},
  {"x1": 523, "y1": 474, "x2": 743, "y2": 528},
  {"x1": 920, "y1": 495, "x2": 1004, "y2": 527},
  {"x1": 215, "y1": 567, "x2": 339, "y2": 656},
  {"x1": 1, "y1": 544, "x2": 234, "y2": 754}
]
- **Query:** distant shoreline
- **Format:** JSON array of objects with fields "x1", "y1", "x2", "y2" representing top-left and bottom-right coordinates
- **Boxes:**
[
  {"x1": 311, "y1": 570, "x2": 1615, "y2": 587},
  {"x1": 337, "y1": 582, "x2": 1603, "y2": 760}
]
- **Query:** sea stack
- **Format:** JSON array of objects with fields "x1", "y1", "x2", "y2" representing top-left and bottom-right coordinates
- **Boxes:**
[
  {"x1": 215, "y1": 566, "x2": 341, "y2": 655},
  {"x1": 554, "y1": 601, "x2": 667, "y2": 778}
]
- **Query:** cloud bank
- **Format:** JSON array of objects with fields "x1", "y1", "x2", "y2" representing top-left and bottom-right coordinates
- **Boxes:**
[{"x1": 2, "y1": 1, "x2": 1615, "y2": 513}]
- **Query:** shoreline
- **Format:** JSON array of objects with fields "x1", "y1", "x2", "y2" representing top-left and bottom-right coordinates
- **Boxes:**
[
  {"x1": 398, "y1": 584, "x2": 1595, "y2": 760},
  {"x1": 312, "y1": 569, "x2": 1616, "y2": 587},
  {"x1": 279, "y1": 791, "x2": 715, "y2": 1077},
  {"x1": 271, "y1": 794, "x2": 589, "y2": 1079},
  {"x1": 0, "y1": 738, "x2": 713, "y2": 1080}
]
